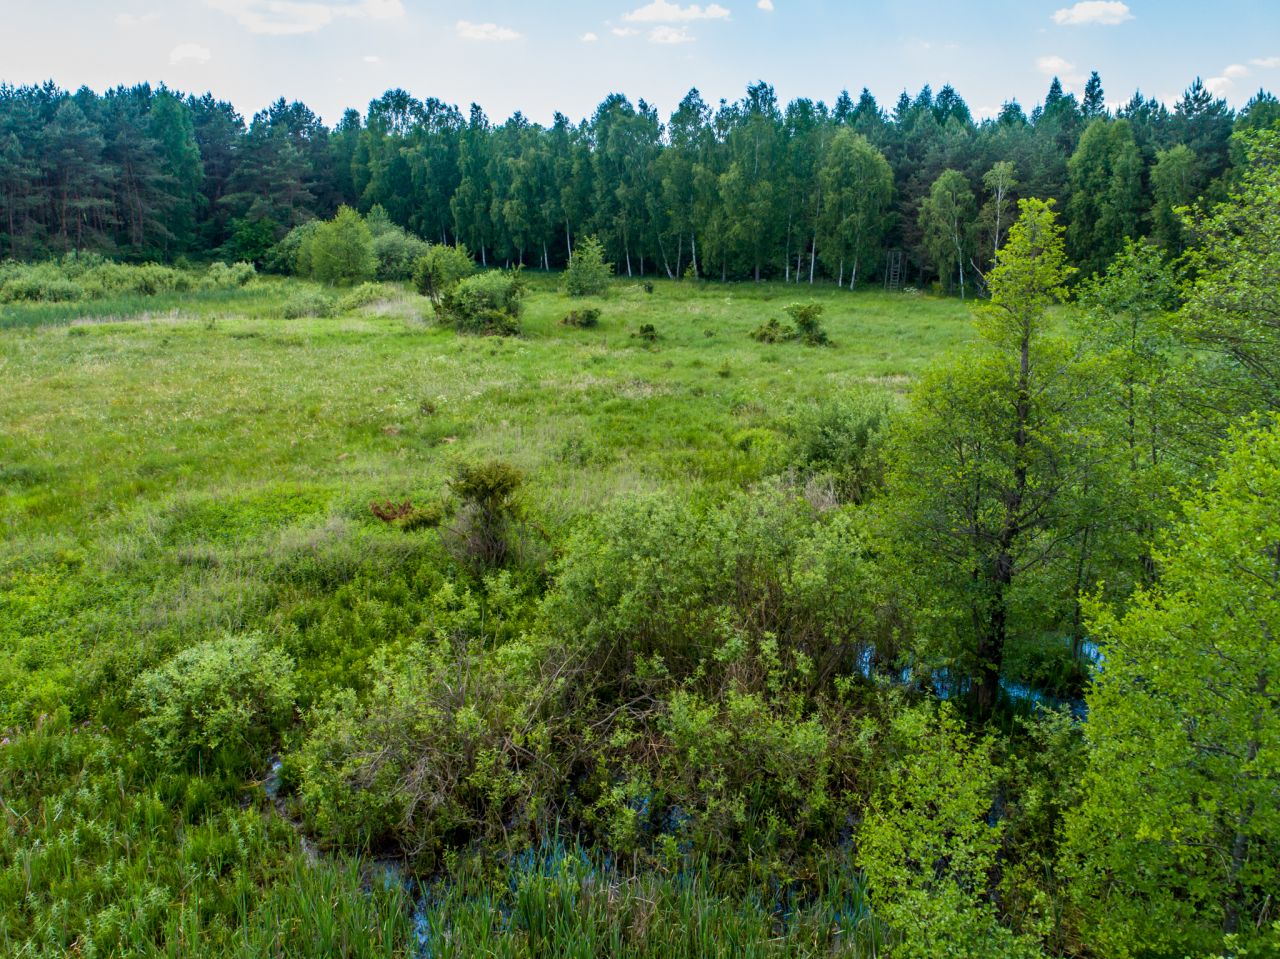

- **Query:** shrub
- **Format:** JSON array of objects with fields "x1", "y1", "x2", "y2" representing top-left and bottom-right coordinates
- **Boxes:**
[
  {"x1": 203, "y1": 260, "x2": 256, "y2": 290},
  {"x1": 784, "y1": 301, "x2": 830, "y2": 345},
  {"x1": 79, "y1": 262, "x2": 191, "y2": 297},
  {"x1": 337, "y1": 282, "x2": 390, "y2": 312},
  {"x1": 445, "y1": 459, "x2": 526, "y2": 572},
  {"x1": 561, "y1": 307, "x2": 601, "y2": 328},
  {"x1": 413, "y1": 243, "x2": 476, "y2": 308},
  {"x1": 282, "y1": 290, "x2": 336, "y2": 319},
  {"x1": 296, "y1": 584, "x2": 548, "y2": 864},
  {"x1": 132, "y1": 633, "x2": 297, "y2": 773},
  {"x1": 266, "y1": 220, "x2": 320, "y2": 276},
  {"x1": 441, "y1": 270, "x2": 525, "y2": 335},
  {"x1": 308, "y1": 206, "x2": 375, "y2": 286},
  {"x1": 372, "y1": 227, "x2": 429, "y2": 281},
  {"x1": 0, "y1": 263, "x2": 84, "y2": 303},
  {"x1": 787, "y1": 395, "x2": 893, "y2": 504},
  {"x1": 563, "y1": 235, "x2": 612, "y2": 297},
  {"x1": 750, "y1": 317, "x2": 795, "y2": 343},
  {"x1": 635, "y1": 323, "x2": 658, "y2": 342}
]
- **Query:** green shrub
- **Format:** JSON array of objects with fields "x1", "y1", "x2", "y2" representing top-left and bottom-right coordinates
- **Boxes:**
[
  {"x1": 282, "y1": 290, "x2": 336, "y2": 319},
  {"x1": 787, "y1": 394, "x2": 893, "y2": 503},
  {"x1": 202, "y1": 260, "x2": 257, "y2": 290},
  {"x1": 441, "y1": 270, "x2": 525, "y2": 335},
  {"x1": 413, "y1": 243, "x2": 476, "y2": 308},
  {"x1": 372, "y1": 227, "x2": 429, "y2": 281},
  {"x1": 308, "y1": 206, "x2": 375, "y2": 286},
  {"x1": 750, "y1": 316, "x2": 795, "y2": 343},
  {"x1": 783, "y1": 301, "x2": 830, "y2": 346},
  {"x1": 296, "y1": 583, "x2": 547, "y2": 864},
  {"x1": 635, "y1": 323, "x2": 658, "y2": 342},
  {"x1": 563, "y1": 235, "x2": 612, "y2": 297},
  {"x1": 445, "y1": 459, "x2": 527, "y2": 572},
  {"x1": 80, "y1": 262, "x2": 191, "y2": 297},
  {"x1": 0, "y1": 263, "x2": 84, "y2": 303},
  {"x1": 266, "y1": 220, "x2": 320, "y2": 276},
  {"x1": 132, "y1": 633, "x2": 297, "y2": 773},
  {"x1": 337, "y1": 281, "x2": 390, "y2": 312},
  {"x1": 561, "y1": 307, "x2": 601, "y2": 328}
]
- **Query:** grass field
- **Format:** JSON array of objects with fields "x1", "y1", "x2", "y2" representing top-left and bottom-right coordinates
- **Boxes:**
[
  {"x1": 1, "y1": 276, "x2": 970, "y2": 722},
  {"x1": 0, "y1": 275, "x2": 971, "y2": 957}
]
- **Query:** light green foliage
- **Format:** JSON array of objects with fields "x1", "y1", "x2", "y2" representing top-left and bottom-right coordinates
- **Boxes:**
[
  {"x1": 886, "y1": 200, "x2": 1095, "y2": 714},
  {"x1": 413, "y1": 242, "x2": 477, "y2": 307},
  {"x1": 133, "y1": 633, "x2": 297, "y2": 772},
  {"x1": 366, "y1": 205, "x2": 430, "y2": 281},
  {"x1": 336, "y1": 281, "x2": 392, "y2": 312},
  {"x1": 306, "y1": 205, "x2": 376, "y2": 286},
  {"x1": 783, "y1": 300, "x2": 830, "y2": 345},
  {"x1": 296, "y1": 578, "x2": 545, "y2": 864},
  {"x1": 202, "y1": 260, "x2": 257, "y2": 289},
  {"x1": 563, "y1": 234, "x2": 612, "y2": 296},
  {"x1": 786, "y1": 393, "x2": 893, "y2": 504},
  {"x1": 857, "y1": 703, "x2": 1042, "y2": 959},
  {"x1": 266, "y1": 220, "x2": 321, "y2": 275},
  {"x1": 817, "y1": 131, "x2": 894, "y2": 289},
  {"x1": 282, "y1": 288, "x2": 336, "y2": 318},
  {"x1": 1179, "y1": 129, "x2": 1280, "y2": 418},
  {"x1": 1064, "y1": 420, "x2": 1280, "y2": 957},
  {"x1": 918, "y1": 169, "x2": 978, "y2": 298},
  {"x1": 981, "y1": 161, "x2": 1018, "y2": 267},
  {"x1": 442, "y1": 269, "x2": 526, "y2": 335}
]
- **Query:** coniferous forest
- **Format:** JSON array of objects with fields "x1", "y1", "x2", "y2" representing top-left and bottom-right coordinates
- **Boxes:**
[{"x1": 2, "y1": 61, "x2": 1280, "y2": 959}]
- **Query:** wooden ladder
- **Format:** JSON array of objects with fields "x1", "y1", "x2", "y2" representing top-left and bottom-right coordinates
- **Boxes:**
[{"x1": 884, "y1": 250, "x2": 904, "y2": 291}]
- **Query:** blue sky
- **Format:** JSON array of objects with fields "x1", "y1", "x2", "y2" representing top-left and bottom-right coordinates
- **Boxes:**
[{"x1": 3, "y1": 1, "x2": 1278, "y2": 125}]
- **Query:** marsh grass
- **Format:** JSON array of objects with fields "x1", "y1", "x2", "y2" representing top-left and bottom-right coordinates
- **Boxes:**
[{"x1": 0, "y1": 274, "x2": 969, "y2": 955}]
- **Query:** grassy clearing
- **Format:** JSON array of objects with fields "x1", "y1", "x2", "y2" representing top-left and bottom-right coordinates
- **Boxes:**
[{"x1": 1, "y1": 275, "x2": 968, "y2": 956}]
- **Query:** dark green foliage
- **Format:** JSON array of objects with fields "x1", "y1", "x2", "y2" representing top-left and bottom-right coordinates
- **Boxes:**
[
  {"x1": 750, "y1": 317, "x2": 794, "y2": 343},
  {"x1": 413, "y1": 242, "x2": 477, "y2": 307},
  {"x1": 561, "y1": 307, "x2": 601, "y2": 328},
  {"x1": 784, "y1": 301, "x2": 830, "y2": 345},
  {"x1": 445, "y1": 459, "x2": 527, "y2": 572},
  {"x1": 635, "y1": 322, "x2": 658, "y2": 341}
]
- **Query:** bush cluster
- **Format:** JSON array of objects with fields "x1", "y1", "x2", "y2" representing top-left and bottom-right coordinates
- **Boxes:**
[
  {"x1": 440, "y1": 270, "x2": 525, "y2": 335},
  {"x1": 562, "y1": 235, "x2": 612, "y2": 297},
  {"x1": 0, "y1": 256, "x2": 256, "y2": 303},
  {"x1": 561, "y1": 307, "x2": 601, "y2": 328}
]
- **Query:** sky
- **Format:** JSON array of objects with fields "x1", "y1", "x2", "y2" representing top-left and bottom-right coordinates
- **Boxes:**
[{"x1": 2, "y1": 1, "x2": 1279, "y2": 126}]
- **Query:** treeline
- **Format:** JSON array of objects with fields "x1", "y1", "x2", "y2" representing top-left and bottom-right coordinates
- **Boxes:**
[{"x1": 2, "y1": 75, "x2": 1277, "y2": 285}]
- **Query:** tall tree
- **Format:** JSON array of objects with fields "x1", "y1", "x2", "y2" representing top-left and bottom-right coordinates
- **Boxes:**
[
  {"x1": 1066, "y1": 118, "x2": 1144, "y2": 275},
  {"x1": 817, "y1": 129, "x2": 893, "y2": 288},
  {"x1": 918, "y1": 169, "x2": 977, "y2": 298}
]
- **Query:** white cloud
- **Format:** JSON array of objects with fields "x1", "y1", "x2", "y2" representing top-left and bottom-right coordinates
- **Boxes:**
[
  {"x1": 757, "y1": 0, "x2": 774, "y2": 9},
  {"x1": 363, "y1": 54, "x2": 382, "y2": 62},
  {"x1": 623, "y1": 1, "x2": 730, "y2": 23},
  {"x1": 169, "y1": 42, "x2": 212, "y2": 64},
  {"x1": 456, "y1": 20, "x2": 521, "y2": 41},
  {"x1": 1224, "y1": 63, "x2": 1249, "y2": 79},
  {"x1": 1052, "y1": 1, "x2": 1133, "y2": 26},
  {"x1": 649, "y1": 24, "x2": 695, "y2": 42},
  {"x1": 206, "y1": 0, "x2": 404, "y2": 36},
  {"x1": 116, "y1": 11, "x2": 160, "y2": 26},
  {"x1": 1205, "y1": 76, "x2": 1234, "y2": 96},
  {"x1": 1036, "y1": 54, "x2": 1074, "y2": 74},
  {"x1": 612, "y1": 26, "x2": 638, "y2": 36},
  {"x1": 1251, "y1": 56, "x2": 1280, "y2": 69},
  {"x1": 581, "y1": 31, "x2": 599, "y2": 41},
  {"x1": 1036, "y1": 54, "x2": 1086, "y2": 86}
]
